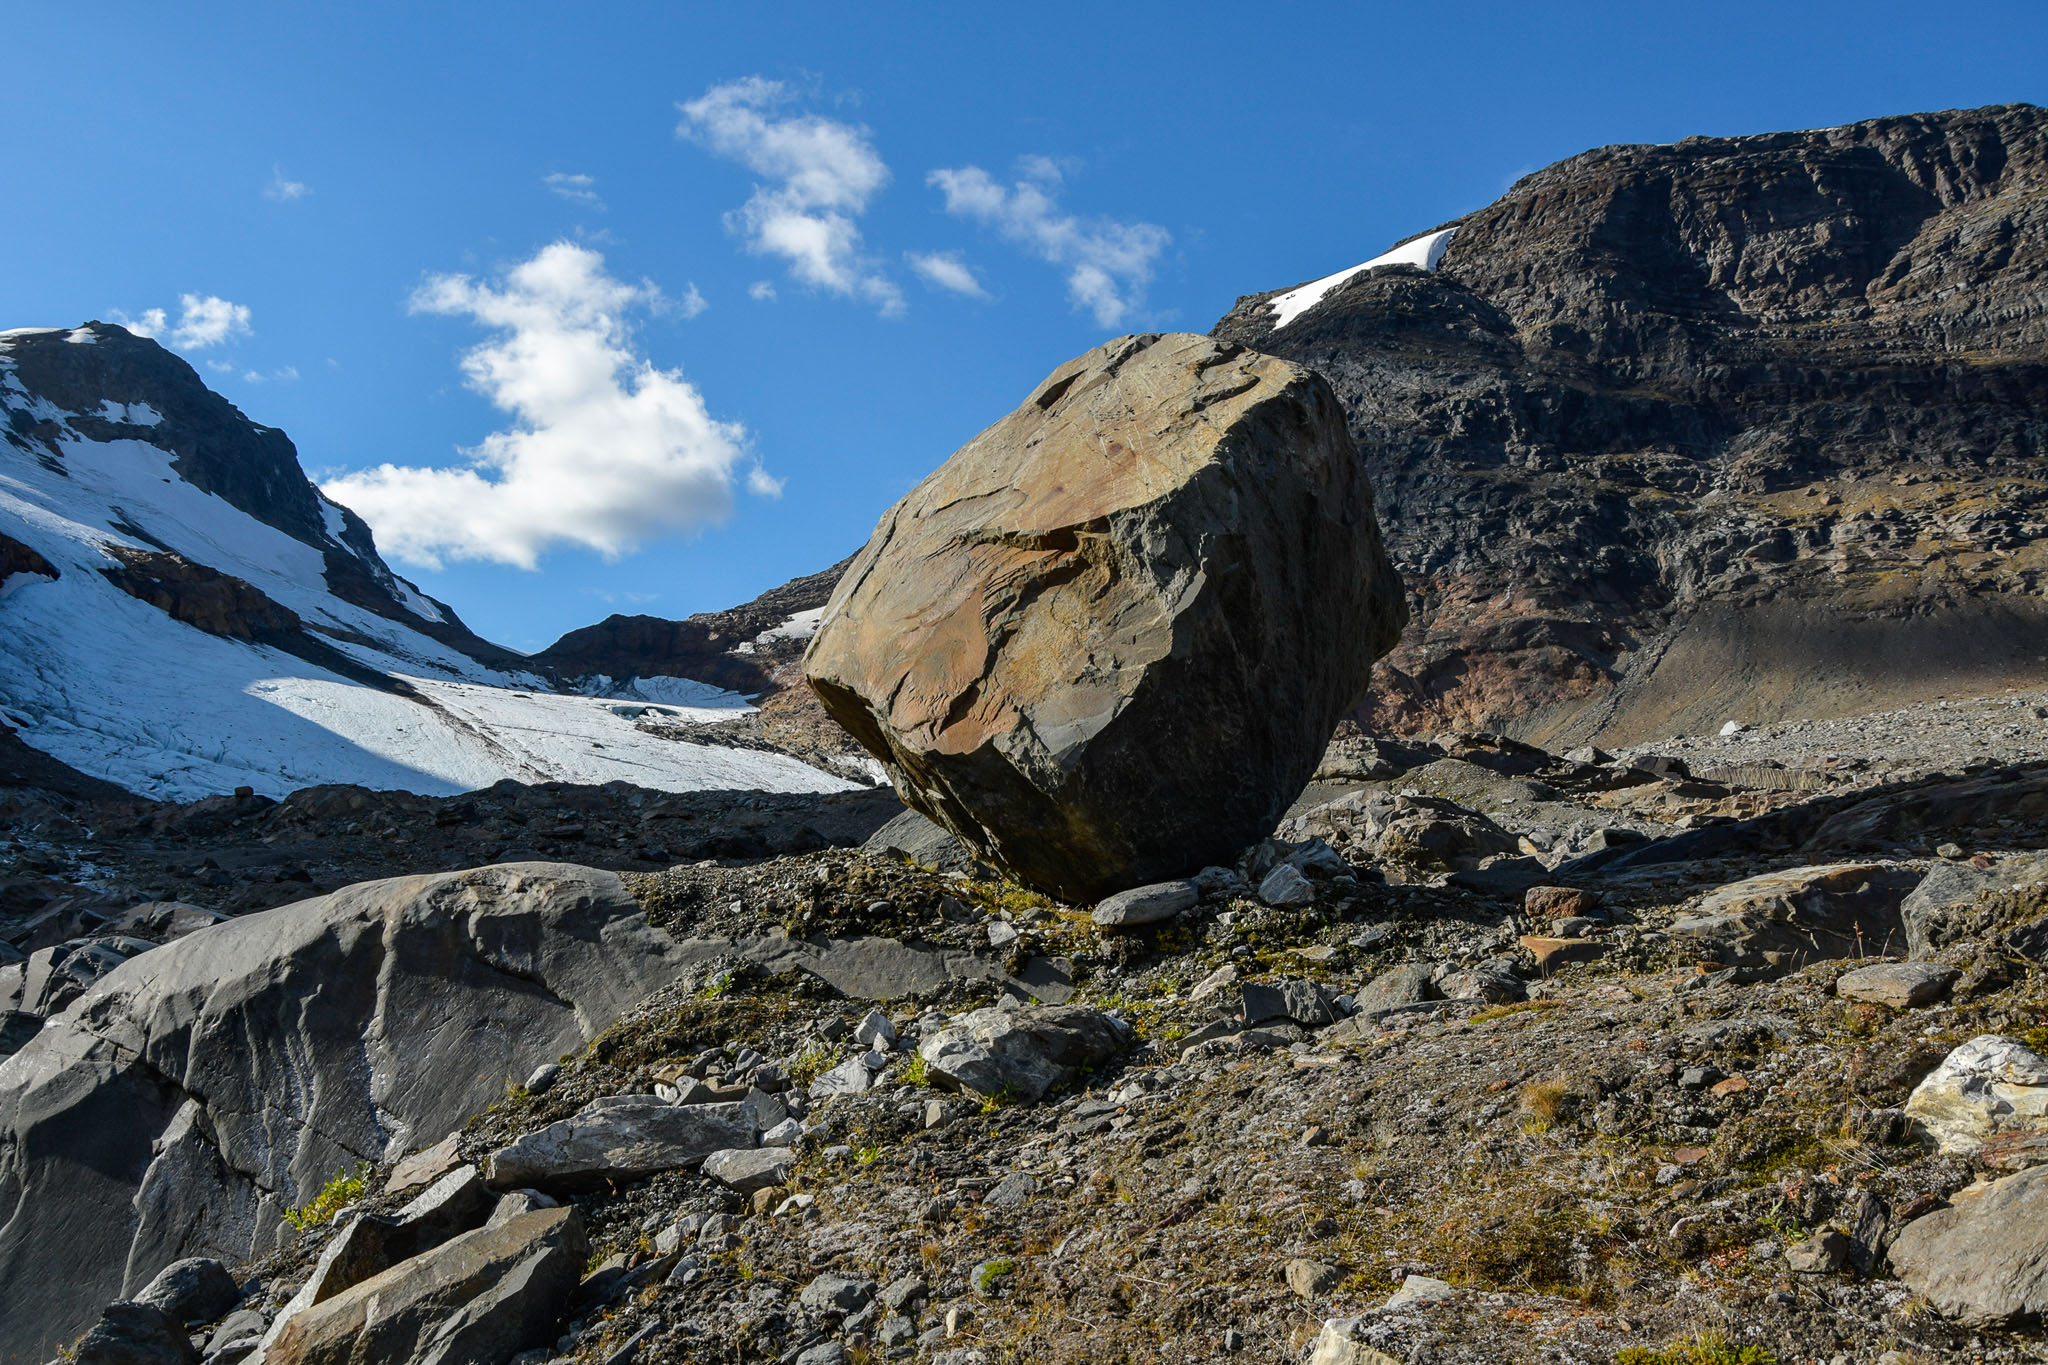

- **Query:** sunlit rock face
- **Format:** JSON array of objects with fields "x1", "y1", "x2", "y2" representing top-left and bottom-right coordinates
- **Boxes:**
[{"x1": 805, "y1": 332, "x2": 1405, "y2": 901}]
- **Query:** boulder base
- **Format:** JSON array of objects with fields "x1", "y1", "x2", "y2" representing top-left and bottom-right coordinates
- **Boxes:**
[{"x1": 805, "y1": 332, "x2": 1405, "y2": 901}]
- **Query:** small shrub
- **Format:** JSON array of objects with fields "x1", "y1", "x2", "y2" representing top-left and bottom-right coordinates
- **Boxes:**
[
  {"x1": 790, "y1": 1041, "x2": 833, "y2": 1086},
  {"x1": 1519, "y1": 1078, "x2": 1571, "y2": 1131},
  {"x1": 903, "y1": 1051, "x2": 931, "y2": 1087},
  {"x1": 1472, "y1": 998, "x2": 1565, "y2": 1025},
  {"x1": 1616, "y1": 1331, "x2": 1775, "y2": 1365},
  {"x1": 284, "y1": 1162, "x2": 372, "y2": 1231}
]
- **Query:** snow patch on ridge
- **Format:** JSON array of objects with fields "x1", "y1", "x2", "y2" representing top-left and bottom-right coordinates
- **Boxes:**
[
  {"x1": 735, "y1": 605, "x2": 826, "y2": 655},
  {"x1": 320, "y1": 495, "x2": 447, "y2": 624},
  {"x1": 1266, "y1": 227, "x2": 1459, "y2": 329}
]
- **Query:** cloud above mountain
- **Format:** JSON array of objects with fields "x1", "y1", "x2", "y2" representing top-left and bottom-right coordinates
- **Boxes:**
[
  {"x1": 323, "y1": 242, "x2": 761, "y2": 571},
  {"x1": 677, "y1": 77, "x2": 902, "y2": 315},
  {"x1": 106, "y1": 294, "x2": 255, "y2": 350},
  {"x1": 929, "y1": 157, "x2": 1168, "y2": 327}
]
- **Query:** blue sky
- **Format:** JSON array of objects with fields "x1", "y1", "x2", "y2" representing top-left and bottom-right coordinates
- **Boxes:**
[{"x1": 7, "y1": 2, "x2": 2044, "y2": 651}]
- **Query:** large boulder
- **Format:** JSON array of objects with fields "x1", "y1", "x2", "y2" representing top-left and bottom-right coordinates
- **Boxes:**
[
  {"x1": 0, "y1": 863, "x2": 684, "y2": 1365},
  {"x1": 1901, "y1": 851, "x2": 2048, "y2": 960},
  {"x1": 1904, "y1": 1035, "x2": 2048, "y2": 1155},
  {"x1": 804, "y1": 333, "x2": 1405, "y2": 901},
  {"x1": 1888, "y1": 1164, "x2": 2048, "y2": 1326}
]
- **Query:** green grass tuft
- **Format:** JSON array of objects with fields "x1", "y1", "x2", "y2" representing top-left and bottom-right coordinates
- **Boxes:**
[
  {"x1": 283, "y1": 1162, "x2": 372, "y2": 1232},
  {"x1": 1616, "y1": 1332, "x2": 1776, "y2": 1365}
]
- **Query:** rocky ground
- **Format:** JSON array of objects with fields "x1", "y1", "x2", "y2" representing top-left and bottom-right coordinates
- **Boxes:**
[{"x1": 19, "y1": 686, "x2": 2048, "y2": 1365}]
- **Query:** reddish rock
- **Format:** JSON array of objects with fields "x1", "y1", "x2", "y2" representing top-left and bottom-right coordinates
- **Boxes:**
[{"x1": 1519, "y1": 935, "x2": 1605, "y2": 972}]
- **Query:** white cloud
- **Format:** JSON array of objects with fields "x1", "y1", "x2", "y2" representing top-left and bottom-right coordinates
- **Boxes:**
[
  {"x1": 545, "y1": 172, "x2": 606, "y2": 209},
  {"x1": 264, "y1": 165, "x2": 310, "y2": 202},
  {"x1": 108, "y1": 295, "x2": 255, "y2": 350},
  {"x1": 323, "y1": 241, "x2": 766, "y2": 571},
  {"x1": 171, "y1": 294, "x2": 254, "y2": 349},
  {"x1": 592, "y1": 587, "x2": 660, "y2": 606},
  {"x1": 678, "y1": 282, "x2": 709, "y2": 318},
  {"x1": 928, "y1": 159, "x2": 1169, "y2": 327},
  {"x1": 677, "y1": 77, "x2": 902, "y2": 315},
  {"x1": 746, "y1": 466, "x2": 785, "y2": 498},
  {"x1": 240, "y1": 366, "x2": 299, "y2": 384},
  {"x1": 106, "y1": 307, "x2": 166, "y2": 339},
  {"x1": 748, "y1": 280, "x2": 777, "y2": 302},
  {"x1": 906, "y1": 250, "x2": 989, "y2": 299}
]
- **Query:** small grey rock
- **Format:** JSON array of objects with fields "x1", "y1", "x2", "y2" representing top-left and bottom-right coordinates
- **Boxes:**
[
  {"x1": 855, "y1": 1010, "x2": 898, "y2": 1050},
  {"x1": 1353, "y1": 963, "x2": 1435, "y2": 1014},
  {"x1": 880, "y1": 1274, "x2": 929, "y2": 1311},
  {"x1": 1786, "y1": 1229, "x2": 1850, "y2": 1274},
  {"x1": 1384, "y1": 1273, "x2": 1457, "y2": 1309},
  {"x1": 1092, "y1": 881, "x2": 1198, "y2": 928},
  {"x1": 134, "y1": 1256, "x2": 239, "y2": 1325},
  {"x1": 1257, "y1": 864, "x2": 1314, "y2": 907},
  {"x1": 74, "y1": 1301, "x2": 200, "y2": 1365},
  {"x1": 985, "y1": 1172, "x2": 1039, "y2": 1209},
  {"x1": 701, "y1": 1147, "x2": 794, "y2": 1195},
  {"x1": 799, "y1": 1270, "x2": 875, "y2": 1313},
  {"x1": 1284, "y1": 1257, "x2": 1341, "y2": 1299},
  {"x1": 1836, "y1": 961, "x2": 1959, "y2": 1008}
]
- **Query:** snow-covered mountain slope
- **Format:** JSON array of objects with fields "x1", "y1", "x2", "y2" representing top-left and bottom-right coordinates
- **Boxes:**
[{"x1": 0, "y1": 323, "x2": 856, "y2": 800}]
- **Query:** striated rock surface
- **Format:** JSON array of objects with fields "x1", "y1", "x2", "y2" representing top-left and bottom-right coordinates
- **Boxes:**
[
  {"x1": 263, "y1": 1206, "x2": 587, "y2": 1365},
  {"x1": 1212, "y1": 103, "x2": 2048, "y2": 744},
  {"x1": 483, "y1": 1096, "x2": 757, "y2": 1192},
  {"x1": 0, "y1": 862, "x2": 682, "y2": 1364},
  {"x1": 806, "y1": 332, "x2": 1405, "y2": 900}
]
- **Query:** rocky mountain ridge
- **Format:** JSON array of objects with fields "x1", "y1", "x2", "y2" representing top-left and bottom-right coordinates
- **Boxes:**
[{"x1": 1212, "y1": 101, "x2": 2048, "y2": 745}]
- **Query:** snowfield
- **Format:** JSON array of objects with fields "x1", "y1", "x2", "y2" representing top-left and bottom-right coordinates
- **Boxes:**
[
  {"x1": 734, "y1": 604, "x2": 826, "y2": 654},
  {"x1": 1265, "y1": 227, "x2": 1459, "y2": 329},
  {"x1": 0, "y1": 331, "x2": 857, "y2": 801}
]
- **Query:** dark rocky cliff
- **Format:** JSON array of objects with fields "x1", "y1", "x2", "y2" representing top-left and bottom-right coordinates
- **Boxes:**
[
  {"x1": 2, "y1": 322, "x2": 526, "y2": 671},
  {"x1": 1212, "y1": 102, "x2": 2048, "y2": 744},
  {"x1": 533, "y1": 556, "x2": 854, "y2": 696}
]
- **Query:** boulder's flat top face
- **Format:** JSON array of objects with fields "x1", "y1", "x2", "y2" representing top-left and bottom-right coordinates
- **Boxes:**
[{"x1": 806, "y1": 332, "x2": 1404, "y2": 899}]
